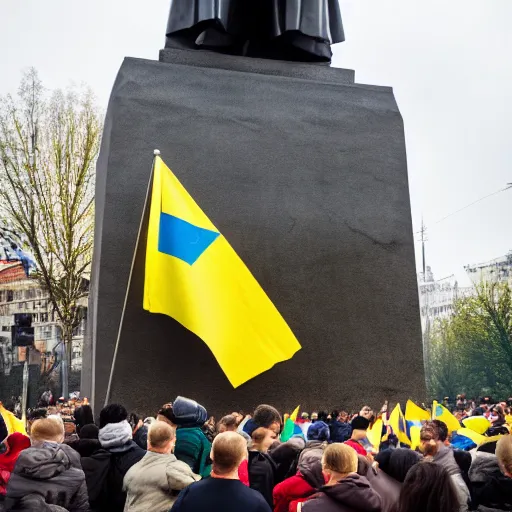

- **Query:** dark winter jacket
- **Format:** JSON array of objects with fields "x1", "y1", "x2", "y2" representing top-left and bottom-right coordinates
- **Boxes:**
[
  {"x1": 81, "y1": 420, "x2": 145, "y2": 512},
  {"x1": 469, "y1": 452, "x2": 512, "y2": 511},
  {"x1": 357, "y1": 456, "x2": 399, "y2": 512},
  {"x1": 132, "y1": 426, "x2": 148, "y2": 451},
  {"x1": 5, "y1": 493, "x2": 68, "y2": 511},
  {"x1": 301, "y1": 474, "x2": 382, "y2": 512},
  {"x1": 66, "y1": 438, "x2": 102, "y2": 458},
  {"x1": 273, "y1": 457, "x2": 324, "y2": 512},
  {"x1": 248, "y1": 450, "x2": 278, "y2": 508},
  {"x1": 270, "y1": 438, "x2": 306, "y2": 484},
  {"x1": 329, "y1": 421, "x2": 352, "y2": 443},
  {"x1": 5, "y1": 442, "x2": 89, "y2": 512}
]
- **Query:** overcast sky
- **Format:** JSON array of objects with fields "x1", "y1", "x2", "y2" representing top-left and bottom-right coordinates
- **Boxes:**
[{"x1": 2, "y1": 0, "x2": 511, "y2": 284}]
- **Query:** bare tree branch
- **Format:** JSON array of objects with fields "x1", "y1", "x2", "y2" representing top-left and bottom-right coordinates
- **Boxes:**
[{"x1": 0, "y1": 68, "x2": 102, "y2": 394}]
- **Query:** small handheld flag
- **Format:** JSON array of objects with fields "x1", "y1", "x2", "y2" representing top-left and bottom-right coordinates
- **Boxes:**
[
  {"x1": 389, "y1": 403, "x2": 411, "y2": 446},
  {"x1": 281, "y1": 405, "x2": 300, "y2": 442},
  {"x1": 432, "y1": 401, "x2": 460, "y2": 433},
  {"x1": 144, "y1": 155, "x2": 301, "y2": 387},
  {"x1": 405, "y1": 400, "x2": 431, "y2": 450},
  {"x1": 405, "y1": 400, "x2": 431, "y2": 422}
]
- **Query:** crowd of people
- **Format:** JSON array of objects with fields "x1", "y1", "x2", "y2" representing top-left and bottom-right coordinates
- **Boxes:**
[{"x1": 0, "y1": 395, "x2": 511, "y2": 511}]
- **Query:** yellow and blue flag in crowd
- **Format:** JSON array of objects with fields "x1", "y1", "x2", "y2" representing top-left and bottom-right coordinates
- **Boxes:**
[
  {"x1": 143, "y1": 155, "x2": 301, "y2": 388},
  {"x1": 405, "y1": 399, "x2": 431, "y2": 450},
  {"x1": 389, "y1": 403, "x2": 411, "y2": 445},
  {"x1": 432, "y1": 400, "x2": 461, "y2": 433}
]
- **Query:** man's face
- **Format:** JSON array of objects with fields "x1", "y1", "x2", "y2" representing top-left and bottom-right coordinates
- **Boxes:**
[
  {"x1": 261, "y1": 429, "x2": 278, "y2": 451},
  {"x1": 420, "y1": 426, "x2": 439, "y2": 456},
  {"x1": 340, "y1": 412, "x2": 349, "y2": 423},
  {"x1": 360, "y1": 407, "x2": 373, "y2": 419}
]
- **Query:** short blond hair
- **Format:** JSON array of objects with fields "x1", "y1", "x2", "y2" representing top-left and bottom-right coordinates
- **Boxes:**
[
  {"x1": 212, "y1": 432, "x2": 247, "y2": 475},
  {"x1": 322, "y1": 443, "x2": 358, "y2": 474},
  {"x1": 496, "y1": 435, "x2": 512, "y2": 474},
  {"x1": 148, "y1": 421, "x2": 175, "y2": 449},
  {"x1": 31, "y1": 417, "x2": 65, "y2": 443}
]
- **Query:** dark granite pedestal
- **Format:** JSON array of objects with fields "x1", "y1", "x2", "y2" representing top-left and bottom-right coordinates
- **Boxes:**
[{"x1": 82, "y1": 48, "x2": 425, "y2": 416}]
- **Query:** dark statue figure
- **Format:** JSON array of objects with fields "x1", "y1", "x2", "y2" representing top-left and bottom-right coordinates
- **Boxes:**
[{"x1": 165, "y1": 0, "x2": 345, "y2": 63}]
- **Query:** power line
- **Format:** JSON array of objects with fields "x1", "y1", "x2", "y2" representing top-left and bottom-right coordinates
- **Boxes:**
[{"x1": 416, "y1": 183, "x2": 512, "y2": 234}]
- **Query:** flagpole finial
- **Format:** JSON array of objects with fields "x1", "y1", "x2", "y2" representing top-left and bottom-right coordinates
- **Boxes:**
[{"x1": 153, "y1": 149, "x2": 161, "y2": 156}]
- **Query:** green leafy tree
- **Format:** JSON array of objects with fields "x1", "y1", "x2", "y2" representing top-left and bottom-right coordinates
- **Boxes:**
[
  {"x1": 428, "y1": 281, "x2": 512, "y2": 400},
  {"x1": 0, "y1": 68, "x2": 102, "y2": 396}
]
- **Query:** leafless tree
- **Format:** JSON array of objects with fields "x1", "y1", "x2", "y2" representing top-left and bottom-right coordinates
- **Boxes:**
[{"x1": 0, "y1": 68, "x2": 102, "y2": 396}]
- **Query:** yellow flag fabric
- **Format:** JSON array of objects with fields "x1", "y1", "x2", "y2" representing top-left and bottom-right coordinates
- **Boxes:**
[
  {"x1": 389, "y1": 404, "x2": 411, "y2": 445},
  {"x1": 143, "y1": 156, "x2": 301, "y2": 388},
  {"x1": 405, "y1": 400, "x2": 431, "y2": 422},
  {"x1": 409, "y1": 425, "x2": 422, "y2": 450},
  {"x1": 0, "y1": 404, "x2": 26, "y2": 435},
  {"x1": 290, "y1": 405, "x2": 300, "y2": 423},
  {"x1": 432, "y1": 401, "x2": 460, "y2": 433},
  {"x1": 366, "y1": 418, "x2": 383, "y2": 452},
  {"x1": 462, "y1": 416, "x2": 491, "y2": 435},
  {"x1": 457, "y1": 427, "x2": 502, "y2": 446}
]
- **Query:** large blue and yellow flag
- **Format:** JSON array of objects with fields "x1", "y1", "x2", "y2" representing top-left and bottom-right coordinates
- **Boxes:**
[{"x1": 143, "y1": 155, "x2": 301, "y2": 387}]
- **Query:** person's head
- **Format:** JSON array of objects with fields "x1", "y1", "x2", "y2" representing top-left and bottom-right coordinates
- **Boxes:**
[
  {"x1": 30, "y1": 417, "x2": 65, "y2": 444},
  {"x1": 301, "y1": 412, "x2": 310, "y2": 421},
  {"x1": 396, "y1": 462, "x2": 459, "y2": 512},
  {"x1": 351, "y1": 416, "x2": 370, "y2": 441},
  {"x1": 496, "y1": 435, "x2": 512, "y2": 478},
  {"x1": 27, "y1": 408, "x2": 48, "y2": 434},
  {"x1": 253, "y1": 404, "x2": 281, "y2": 434},
  {"x1": 322, "y1": 443, "x2": 358, "y2": 484},
  {"x1": 375, "y1": 448, "x2": 422, "y2": 483},
  {"x1": 231, "y1": 412, "x2": 244, "y2": 425},
  {"x1": 74, "y1": 405, "x2": 94, "y2": 430},
  {"x1": 433, "y1": 419, "x2": 448, "y2": 443},
  {"x1": 339, "y1": 411, "x2": 349, "y2": 423},
  {"x1": 359, "y1": 406, "x2": 373, "y2": 420},
  {"x1": 157, "y1": 403, "x2": 177, "y2": 427},
  {"x1": 317, "y1": 411, "x2": 328, "y2": 423},
  {"x1": 217, "y1": 414, "x2": 238, "y2": 434},
  {"x1": 307, "y1": 421, "x2": 330, "y2": 442},
  {"x1": 148, "y1": 421, "x2": 176, "y2": 454},
  {"x1": 99, "y1": 403, "x2": 128, "y2": 429},
  {"x1": 310, "y1": 412, "x2": 318, "y2": 422},
  {"x1": 419, "y1": 421, "x2": 443, "y2": 456},
  {"x1": 211, "y1": 431, "x2": 247, "y2": 477},
  {"x1": 494, "y1": 405, "x2": 505, "y2": 418},
  {"x1": 251, "y1": 427, "x2": 277, "y2": 453},
  {"x1": 79, "y1": 424, "x2": 99, "y2": 440}
]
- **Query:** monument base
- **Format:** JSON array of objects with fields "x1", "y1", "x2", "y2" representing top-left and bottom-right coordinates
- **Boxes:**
[{"x1": 83, "y1": 49, "x2": 425, "y2": 416}]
